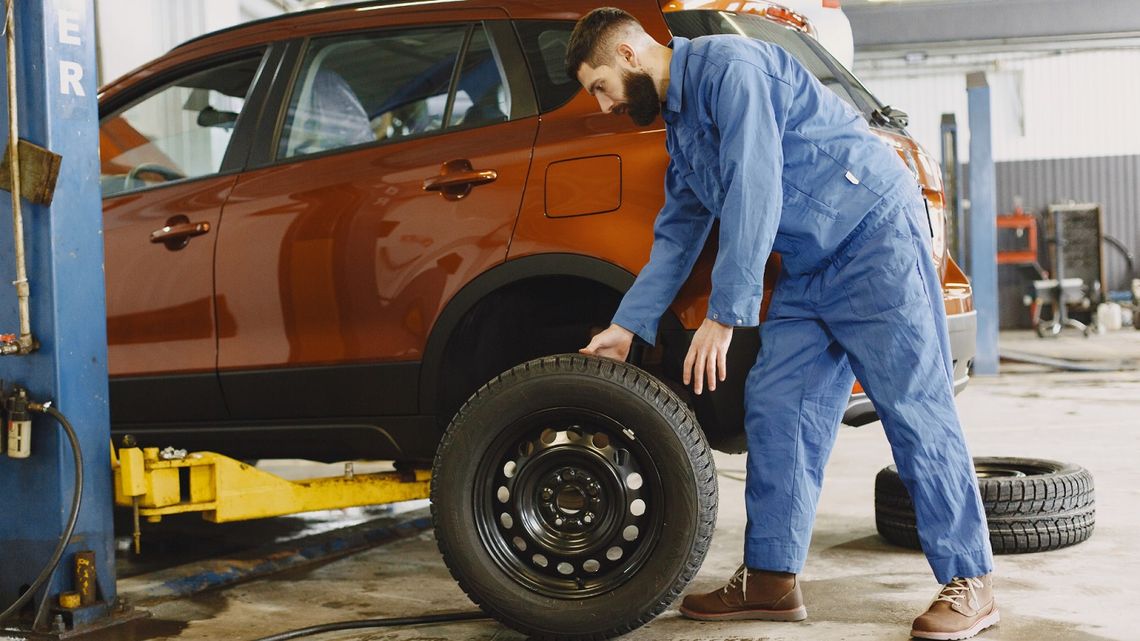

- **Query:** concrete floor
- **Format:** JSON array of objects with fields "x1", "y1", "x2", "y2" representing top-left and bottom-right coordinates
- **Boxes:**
[{"x1": 113, "y1": 330, "x2": 1140, "y2": 641}]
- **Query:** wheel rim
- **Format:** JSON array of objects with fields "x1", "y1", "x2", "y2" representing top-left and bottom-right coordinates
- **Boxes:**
[
  {"x1": 974, "y1": 461, "x2": 1055, "y2": 478},
  {"x1": 473, "y1": 407, "x2": 664, "y2": 599}
]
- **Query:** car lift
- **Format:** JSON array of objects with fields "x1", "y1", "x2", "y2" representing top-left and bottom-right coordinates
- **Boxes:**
[
  {"x1": 0, "y1": 0, "x2": 121, "y2": 636},
  {"x1": 112, "y1": 446, "x2": 431, "y2": 553},
  {"x1": 0, "y1": 2, "x2": 437, "y2": 637}
]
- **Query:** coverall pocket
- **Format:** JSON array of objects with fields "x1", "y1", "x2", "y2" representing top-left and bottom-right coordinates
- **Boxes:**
[
  {"x1": 782, "y1": 182, "x2": 839, "y2": 220},
  {"x1": 842, "y1": 241, "x2": 923, "y2": 318}
]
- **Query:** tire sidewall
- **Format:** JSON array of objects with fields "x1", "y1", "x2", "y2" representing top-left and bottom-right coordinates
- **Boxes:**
[{"x1": 433, "y1": 360, "x2": 711, "y2": 638}]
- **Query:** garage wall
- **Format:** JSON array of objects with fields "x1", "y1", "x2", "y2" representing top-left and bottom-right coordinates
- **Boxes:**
[
  {"x1": 95, "y1": 0, "x2": 292, "y2": 86},
  {"x1": 853, "y1": 47, "x2": 1140, "y2": 164},
  {"x1": 988, "y1": 155, "x2": 1140, "y2": 295},
  {"x1": 853, "y1": 45, "x2": 1140, "y2": 293}
]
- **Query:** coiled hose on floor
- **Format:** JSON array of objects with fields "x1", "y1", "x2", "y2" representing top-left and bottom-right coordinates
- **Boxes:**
[{"x1": 0, "y1": 402, "x2": 84, "y2": 628}]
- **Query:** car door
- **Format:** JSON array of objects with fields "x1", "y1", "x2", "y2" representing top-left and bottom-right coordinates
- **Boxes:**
[
  {"x1": 214, "y1": 17, "x2": 538, "y2": 420},
  {"x1": 101, "y1": 50, "x2": 269, "y2": 424}
]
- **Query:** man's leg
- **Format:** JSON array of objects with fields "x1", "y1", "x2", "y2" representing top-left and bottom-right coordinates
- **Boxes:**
[
  {"x1": 742, "y1": 311, "x2": 855, "y2": 574},
  {"x1": 822, "y1": 209, "x2": 993, "y2": 583},
  {"x1": 680, "y1": 274, "x2": 854, "y2": 622}
]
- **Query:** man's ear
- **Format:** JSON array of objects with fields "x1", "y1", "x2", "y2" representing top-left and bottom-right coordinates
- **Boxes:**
[{"x1": 615, "y1": 42, "x2": 638, "y2": 69}]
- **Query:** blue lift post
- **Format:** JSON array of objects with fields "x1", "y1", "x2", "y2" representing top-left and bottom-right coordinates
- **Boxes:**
[
  {"x1": 0, "y1": 0, "x2": 115, "y2": 632},
  {"x1": 966, "y1": 71, "x2": 999, "y2": 376}
]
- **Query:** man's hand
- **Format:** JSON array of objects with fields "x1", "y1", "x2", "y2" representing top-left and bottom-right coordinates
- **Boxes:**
[
  {"x1": 683, "y1": 318, "x2": 733, "y2": 395},
  {"x1": 581, "y1": 324, "x2": 635, "y2": 361}
]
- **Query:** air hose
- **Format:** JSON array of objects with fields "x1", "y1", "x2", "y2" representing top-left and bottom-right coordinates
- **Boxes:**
[
  {"x1": 248, "y1": 610, "x2": 490, "y2": 641},
  {"x1": 0, "y1": 401, "x2": 84, "y2": 627}
]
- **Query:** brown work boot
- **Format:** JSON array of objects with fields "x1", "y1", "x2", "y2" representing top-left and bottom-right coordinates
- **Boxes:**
[
  {"x1": 911, "y1": 574, "x2": 1000, "y2": 640},
  {"x1": 679, "y1": 565, "x2": 807, "y2": 621}
]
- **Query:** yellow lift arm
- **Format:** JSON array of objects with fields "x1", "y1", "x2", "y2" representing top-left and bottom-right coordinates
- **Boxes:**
[{"x1": 111, "y1": 445, "x2": 431, "y2": 552}]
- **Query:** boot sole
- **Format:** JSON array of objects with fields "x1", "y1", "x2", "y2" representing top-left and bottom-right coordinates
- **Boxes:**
[
  {"x1": 910, "y1": 608, "x2": 1000, "y2": 640},
  {"x1": 678, "y1": 604, "x2": 807, "y2": 622}
]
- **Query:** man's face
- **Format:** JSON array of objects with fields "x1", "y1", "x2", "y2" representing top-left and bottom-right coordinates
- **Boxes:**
[{"x1": 578, "y1": 62, "x2": 661, "y2": 126}]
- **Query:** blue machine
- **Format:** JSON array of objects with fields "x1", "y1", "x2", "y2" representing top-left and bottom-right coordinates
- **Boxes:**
[{"x1": 0, "y1": 0, "x2": 115, "y2": 633}]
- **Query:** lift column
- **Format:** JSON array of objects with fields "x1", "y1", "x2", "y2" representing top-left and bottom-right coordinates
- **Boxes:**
[
  {"x1": 967, "y1": 71, "x2": 999, "y2": 376},
  {"x1": 0, "y1": 0, "x2": 114, "y2": 631}
]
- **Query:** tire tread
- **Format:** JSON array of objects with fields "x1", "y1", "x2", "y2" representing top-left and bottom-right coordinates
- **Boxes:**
[{"x1": 431, "y1": 354, "x2": 717, "y2": 640}]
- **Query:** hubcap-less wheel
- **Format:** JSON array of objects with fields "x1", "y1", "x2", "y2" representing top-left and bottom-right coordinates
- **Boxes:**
[
  {"x1": 476, "y1": 409, "x2": 661, "y2": 598},
  {"x1": 432, "y1": 355, "x2": 717, "y2": 640}
]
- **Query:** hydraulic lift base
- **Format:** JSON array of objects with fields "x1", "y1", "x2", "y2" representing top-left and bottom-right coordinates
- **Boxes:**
[{"x1": 112, "y1": 446, "x2": 431, "y2": 550}]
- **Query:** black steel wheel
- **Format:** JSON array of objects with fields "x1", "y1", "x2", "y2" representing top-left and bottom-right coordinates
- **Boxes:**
[
  {"x1": 875, "y1": 457, "x2": 1095, "y2": 554},
  {"x1": 432, "y1": 355, "x2": 717, "y2": 640}
]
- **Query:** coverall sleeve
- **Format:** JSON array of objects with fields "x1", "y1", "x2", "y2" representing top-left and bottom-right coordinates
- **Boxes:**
[
  {"x1": 611, "y1": 159, "x2": 715, "y2": 345},
  {"x1": 705, "y1": 60, "x2": 787, "y2": 327}
]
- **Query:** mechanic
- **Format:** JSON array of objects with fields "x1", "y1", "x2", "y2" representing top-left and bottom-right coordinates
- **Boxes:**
[{"x1": 569, "y1": 8, "x2": 999, "y2": 640}]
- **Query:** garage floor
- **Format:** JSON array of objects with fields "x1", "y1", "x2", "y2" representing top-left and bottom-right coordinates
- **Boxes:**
[{"x1": 104, "y1": 330, "x2": 1139, "y2": 641}]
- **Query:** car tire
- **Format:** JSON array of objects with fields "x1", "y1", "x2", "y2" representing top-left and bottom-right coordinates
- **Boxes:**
[
  {"x1": 431, "y1": 354, "x2": 717, "y2": 640},
  {"x1": 875, "y1": 457, "x2": 1095, "y2": 554}
]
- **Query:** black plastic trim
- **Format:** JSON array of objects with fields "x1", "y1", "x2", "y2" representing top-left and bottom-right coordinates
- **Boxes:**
[
  {"x1": 110, "y1": 372, "x2": 228, "y2": 424},
  {"x1": 110, "y1": 415, "x2": 439, "y2": 462},
  {"x1": 485, "y1": 20, "x2": 539, "y2": 120},
  {"x1": 248, "y1": 38, "x2": 306, "y2": 169},
  {"x1": 219, "y1": 361, "x2": 419, "y2": 420}
]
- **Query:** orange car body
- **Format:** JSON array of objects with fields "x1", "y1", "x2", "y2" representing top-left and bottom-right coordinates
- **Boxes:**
[{"x1": 99, "y1": 0, "x2": 974, "y2": 459}]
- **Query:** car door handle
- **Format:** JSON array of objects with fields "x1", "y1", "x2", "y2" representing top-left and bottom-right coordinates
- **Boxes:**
[
  {"x1": 423, "y1": 159, "x2": 497, "y2": 201},
  {"x1": 150, "y1": 215, "x2": 211, "y2": 250}
]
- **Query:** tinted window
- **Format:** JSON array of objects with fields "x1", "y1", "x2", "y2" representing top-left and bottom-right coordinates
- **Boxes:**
[
  {"x1": 664, "y1": 10, "x2": 882, "y2": 118},
  {"x1": 449, "y1": 26, "x2": 510, "y2": 129},
  {"x1": 515, "y1": 20, "x2": 580, "y2": 113},
  {"x1": 279, "y1": 24, "x2": 513, "y2": 159},
  {"x1": 99, "y1": 55, "x2": 262, "y2": 197}
]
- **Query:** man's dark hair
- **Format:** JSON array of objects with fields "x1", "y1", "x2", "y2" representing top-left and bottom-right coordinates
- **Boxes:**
[{"x1": 565, "y1": 7, "x2": 642, "y2": 82}]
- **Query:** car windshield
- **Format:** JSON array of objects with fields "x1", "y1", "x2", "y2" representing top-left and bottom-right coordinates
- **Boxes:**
[{"x1": 664, "y1": 10, "x2": 892, "y2": 128}]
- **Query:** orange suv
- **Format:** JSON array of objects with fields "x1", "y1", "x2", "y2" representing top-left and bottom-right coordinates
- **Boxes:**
[{"x1": 99, "y1": 1, "x2": 975, "y2": 637}]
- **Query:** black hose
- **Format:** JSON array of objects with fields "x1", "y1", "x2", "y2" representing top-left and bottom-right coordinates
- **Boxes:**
[
  {"x1": 1103, "y1": 234, "x2": 1137, "y2": 288},
  {"x1": 0, "y1": 402, "x2": 84, "y2": 626},
  {"x1": 247, "y1": 610, "x2": 490, "y2": 641}
]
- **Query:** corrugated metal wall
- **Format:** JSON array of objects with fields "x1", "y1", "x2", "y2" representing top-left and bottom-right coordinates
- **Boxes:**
[{"x1": 990, "y1": 154, "x2": 1140, "y2": 294}]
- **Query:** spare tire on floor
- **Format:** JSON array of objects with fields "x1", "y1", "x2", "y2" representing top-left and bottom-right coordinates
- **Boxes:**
[
  {"x1": 875, "y1": 457, "x2": 1095, "y2": 554},
  {"x1": 432, "y1": 354, "x2": 717, "y2": 640}
]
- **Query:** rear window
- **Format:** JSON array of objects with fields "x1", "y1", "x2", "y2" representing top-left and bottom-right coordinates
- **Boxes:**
[
  {"x1": 664, "y1": 10, "x2": 883, "y2": 121},
  {"x1": 514, "y1": 20, "x2": 580, "y2": 113}
]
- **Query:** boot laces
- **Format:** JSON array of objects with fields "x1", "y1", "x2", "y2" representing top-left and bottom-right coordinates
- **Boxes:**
[
  {"x1": 934, "y1": 577, "x2": 983, "y2": 610},
  {"x1": 725, "y1": 565, "x2": 749, "y2": 599}
]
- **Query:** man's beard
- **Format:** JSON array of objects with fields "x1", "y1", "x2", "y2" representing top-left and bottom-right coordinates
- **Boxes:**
[{"x1": 622, "y1": 70, "x2": 661, "y2": 126}]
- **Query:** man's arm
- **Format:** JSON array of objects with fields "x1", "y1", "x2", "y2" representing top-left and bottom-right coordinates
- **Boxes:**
[
  {"x1": 679, "y1": 58, "x2": 788, "y2": 394},
  {"x1": 583, "y1": 157, "x2": 713, "y2": 360},
  {"x1": 705, "y1": 59, "x2": 788, "y2": 327},
  {"x1": 610, "y1": 158, "x2": 716, "y2": 345}
]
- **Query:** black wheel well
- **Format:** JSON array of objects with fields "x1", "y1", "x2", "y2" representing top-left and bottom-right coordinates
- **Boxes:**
[{"x1": 434, "y1": 274, "x2": 624, "y2": 426}]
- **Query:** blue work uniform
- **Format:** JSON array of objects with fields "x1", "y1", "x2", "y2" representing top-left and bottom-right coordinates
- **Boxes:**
[{"x1": 611, "y1": 35, "x2": 993, "y2": 584}]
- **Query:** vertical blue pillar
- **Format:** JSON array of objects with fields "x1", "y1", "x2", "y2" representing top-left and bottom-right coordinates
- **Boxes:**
[
  {"x1": 967, "y1": 72, "x2": 999, "y2": 376},
  {"x1": 0, "y1": 0, "x2": 113, "y2": 629}
]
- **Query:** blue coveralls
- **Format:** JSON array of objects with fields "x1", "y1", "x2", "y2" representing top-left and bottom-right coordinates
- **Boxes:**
[{"x1": 611, "y1": 36, "x2": 993, "y2": 584}]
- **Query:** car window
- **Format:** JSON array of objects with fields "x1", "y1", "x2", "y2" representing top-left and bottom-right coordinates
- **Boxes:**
[
  {"x1": 99, "y1": 55, "x2": 262, "y2": 198},
  {"x1": 514, "y1": 21, "x2": 579, "y2": 114},
  {"x1": 664, "y1": 10, "x2": 882, "y2": 118},
  {"x1": 278, "y1": 23, "x2": 512, "y2": 160},
  {"x1": 448, "y1": 26, "x2": 511, "y2": 128}
]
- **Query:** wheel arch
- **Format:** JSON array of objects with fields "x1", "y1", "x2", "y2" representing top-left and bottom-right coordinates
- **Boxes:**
[{"x1": 418, "y1": 253, "x2": 683, "y2": 422}]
